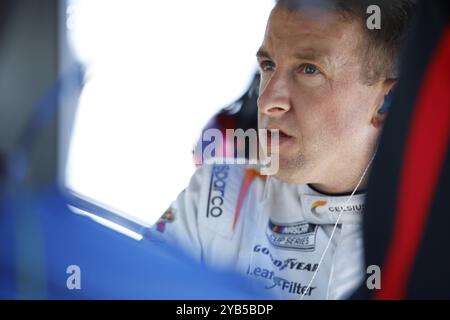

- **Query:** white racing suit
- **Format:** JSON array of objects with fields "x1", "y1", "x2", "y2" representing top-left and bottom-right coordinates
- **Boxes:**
[{"x1": 150, "y1": 163, "x2": 366, "y2": 300}]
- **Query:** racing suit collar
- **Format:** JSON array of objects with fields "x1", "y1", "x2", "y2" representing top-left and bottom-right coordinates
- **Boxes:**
[
  {"x1": 306, "y1": 183, "x2": 366, "y2": 197},
  {"x1": 262, "y1": 175, "x2": 365, "y2": 225},
  {"x1": 299, "y1": 184, "x2": 365, "y2": 225}
]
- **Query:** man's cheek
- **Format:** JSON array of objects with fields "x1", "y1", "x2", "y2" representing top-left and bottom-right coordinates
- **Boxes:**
[{"x1": 322, "y1": 102, "x2": 354, "y2": 136}]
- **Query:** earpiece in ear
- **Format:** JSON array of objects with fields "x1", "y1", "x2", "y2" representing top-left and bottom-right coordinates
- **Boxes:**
[{"x1": 378, "y1": 91, "x2": 394, "y2": 114}]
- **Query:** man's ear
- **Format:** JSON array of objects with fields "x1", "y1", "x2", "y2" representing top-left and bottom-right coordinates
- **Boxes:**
[{"x1": 371, "y1": 78, "x2": 397, "y2": 129}]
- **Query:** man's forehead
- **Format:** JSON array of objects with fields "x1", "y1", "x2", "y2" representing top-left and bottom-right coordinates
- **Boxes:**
[
  {"x1": 268, "y1": 5, "x2": 345, "y2": 34},
  {"x1": 261, "y1": 6, "x2": 361, "y2": 58}
]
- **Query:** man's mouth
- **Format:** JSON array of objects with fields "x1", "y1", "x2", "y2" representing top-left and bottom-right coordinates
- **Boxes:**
[{"x1": 266, "y1": 128, "x2": 294, "y2": 146}]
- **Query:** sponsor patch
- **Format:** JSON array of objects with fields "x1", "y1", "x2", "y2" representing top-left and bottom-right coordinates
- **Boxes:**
[
  {"x1": 206, "y1": 164, "x2": 230, "y2": 218},
  {"x1": 266, "y1": 220, "x2": 318, "y2": 251},
  {"x1": 246, "y1": 265, "x2": 316, "y2": 297},
  {"x1": 253, "y1": 244, "x2": 319, "y2": 272},
  {"x1": 156, "y1": 207, "x2": 175, "y2": 233}
]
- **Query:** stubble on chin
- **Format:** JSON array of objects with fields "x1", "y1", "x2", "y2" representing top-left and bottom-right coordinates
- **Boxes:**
[{"x1": 274, "y1": 153, "x2": 307, "y2": 184}]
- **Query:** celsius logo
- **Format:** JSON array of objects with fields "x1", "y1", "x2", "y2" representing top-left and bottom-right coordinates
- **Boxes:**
[
  {"x1": 310, "y1": 199, "x2": 365, "y2": 215},
  {"x1": 311, "y1": 201, "x2": 327, "y2": 214}
]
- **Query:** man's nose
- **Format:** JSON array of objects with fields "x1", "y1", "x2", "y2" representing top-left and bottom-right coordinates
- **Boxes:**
[{"x1": 258, "y1": 74, "x2": 291, "y2": 117}]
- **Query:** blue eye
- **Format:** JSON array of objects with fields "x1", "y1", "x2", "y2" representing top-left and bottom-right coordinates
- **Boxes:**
[
  {"x1": 260, "y1": 60, "x2": 275, "y2": 72},
  {"x1": 302, "y1": 64, "x2": 319, "y2": 75}
]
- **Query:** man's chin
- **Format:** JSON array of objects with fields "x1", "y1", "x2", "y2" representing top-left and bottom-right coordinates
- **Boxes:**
[{"x1": 271, "y1": 158, "x2": 307, "y2": 184}]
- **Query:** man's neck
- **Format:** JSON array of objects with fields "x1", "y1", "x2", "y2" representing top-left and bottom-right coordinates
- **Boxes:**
[{"x1": 308, "y1": 167, "x2": 370, "y2": 196}]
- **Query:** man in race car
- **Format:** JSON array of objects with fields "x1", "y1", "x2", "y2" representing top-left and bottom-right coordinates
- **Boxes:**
[{"x1": 150, "y1": 0, "x2": 415, "y2": 299}]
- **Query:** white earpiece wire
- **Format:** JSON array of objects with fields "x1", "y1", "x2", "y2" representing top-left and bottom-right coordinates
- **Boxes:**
[{"x1": 299, "y1": 151, "x2": 377, "y2": 300}]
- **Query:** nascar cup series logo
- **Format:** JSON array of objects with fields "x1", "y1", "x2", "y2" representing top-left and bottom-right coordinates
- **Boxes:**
[{"x1": 266, "y1": 220, "x2": 318, "y2": 251}]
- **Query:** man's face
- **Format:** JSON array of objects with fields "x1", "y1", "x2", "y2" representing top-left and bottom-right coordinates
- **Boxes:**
[{"x1": 257, "y1": 6, "x2": 386, "y2": 190}]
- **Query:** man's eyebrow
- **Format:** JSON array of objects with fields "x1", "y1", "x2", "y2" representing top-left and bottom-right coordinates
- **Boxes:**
[
  {"x1": 256, "y1": 48, "x2": 271, "y2": 59},
  {"x1": 293, "y1": 49, "x2": 328, "y2": 61},
  {"x1": 256, "y1": 48, "x2": 329, "y2": 62}
]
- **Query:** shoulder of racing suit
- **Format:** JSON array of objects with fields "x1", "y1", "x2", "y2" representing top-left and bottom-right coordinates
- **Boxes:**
[{"x1": 149, "y1": 162, "x2": 265, "y2": 260}]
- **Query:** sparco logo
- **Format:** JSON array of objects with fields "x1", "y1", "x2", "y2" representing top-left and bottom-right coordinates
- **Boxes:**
[{"x1": 206, "y1": 164, "x2": 230, "y2": 218}]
